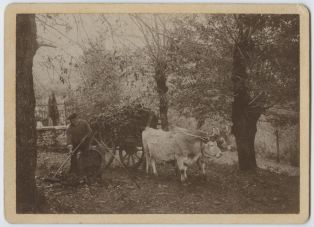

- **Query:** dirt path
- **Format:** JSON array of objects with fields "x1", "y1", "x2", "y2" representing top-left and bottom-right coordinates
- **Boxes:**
[{"x1": 36, "y1": 151, "x2": 299, "y2": 214}]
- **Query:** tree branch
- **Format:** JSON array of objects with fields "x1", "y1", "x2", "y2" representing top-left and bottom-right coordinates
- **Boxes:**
[
  {"x1": 37, "y1": 41, "x2": 57, "y2": 49},
  {"x1": 35, "y1": 15, "x2": 85, "y2": 50}
]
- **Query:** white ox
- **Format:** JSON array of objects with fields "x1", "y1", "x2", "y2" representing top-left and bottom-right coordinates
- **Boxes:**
[{"x1": 142, "y1": 127, "x2": 222, "y2": 182}]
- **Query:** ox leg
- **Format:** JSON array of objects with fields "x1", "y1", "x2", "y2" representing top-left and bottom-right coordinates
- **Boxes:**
[
  {"x1": 146, "y1": 162, "x2": 149, "y2": 175},
  {"x1": 176, "y1": 159, "x2": 186, "y2": 182},
  {"x1": 143, "y1": 142, "x2": 150, "y2": 175},
  {"x1": 173, "y1": 161, "x2": 179, "y2": 176},
  {"x1": 180, "y1": 170, "x2": 186, "y2": 182},
  {"x1": 183, "y1": 164, "x2": 188, "y2": 180},
  {"x1": 145, "y1": 155, "x2": 150, "y2": 175},
  {"x1": 151, "y1": 159, "x2": 158, "y2": 177},
  {"x1": 197, "y1": 158, "x2": 206, "y2": 180}
]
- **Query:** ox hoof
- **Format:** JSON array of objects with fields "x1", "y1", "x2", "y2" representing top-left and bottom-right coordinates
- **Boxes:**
[
  {"x1": 200, "y1": 175, "x2": 207, "y2": 182},
  {"x1": 181, "y1": 180, "x2": 191, "y2": 186}
]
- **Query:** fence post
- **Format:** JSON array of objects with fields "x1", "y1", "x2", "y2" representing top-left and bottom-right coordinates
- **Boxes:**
[
  {"x1": 64, "y1": 102, "x2": 67, "y2": 125},
  {"x1": 275, "y1": 129, "x2": 280, "y2": 163}
]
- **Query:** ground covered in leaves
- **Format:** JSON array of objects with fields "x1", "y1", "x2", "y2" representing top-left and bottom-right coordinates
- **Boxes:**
[{"x1": 36, "y1": 151, "x2": 299, "y2": 214}]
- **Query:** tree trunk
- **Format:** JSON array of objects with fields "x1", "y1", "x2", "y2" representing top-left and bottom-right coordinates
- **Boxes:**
[
  {"x1": 16, "y1": 14, "x2": 39, "y2": 213},
  {"x1": 155, "y1": 61, "x2": 169, "y2": 131},
  {"x1": 232, "y1": 89, "x2": 260, "y2": 171},
  {"x1": 231, "y1": 21, "x2": 263, "y2": 171},
  {"x1": 158, "y1": 91, "x2": 169, "y2": 131}
]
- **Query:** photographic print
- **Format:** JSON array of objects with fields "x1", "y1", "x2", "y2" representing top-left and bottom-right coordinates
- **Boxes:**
[{"x1": 4, "y1": 3, "x2": 310, "y2": 224}]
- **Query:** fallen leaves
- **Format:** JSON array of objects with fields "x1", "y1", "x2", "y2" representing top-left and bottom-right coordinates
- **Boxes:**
[{"x1": 36, "y1": 152, "x2": 299, "y2": 214}]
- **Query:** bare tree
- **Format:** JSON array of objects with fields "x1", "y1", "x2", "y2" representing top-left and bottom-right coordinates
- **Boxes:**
[{"x1": 130, "y1": 15, "x2": 171, "y2": 131}]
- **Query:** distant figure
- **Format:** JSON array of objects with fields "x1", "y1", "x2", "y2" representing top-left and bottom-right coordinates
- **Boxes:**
[
  {"x1": 48, "y1": 91, "x2": 60, "y2": 126},
  {"x1": 66, "y1": 113, "x2": 92, "y2": 175}
]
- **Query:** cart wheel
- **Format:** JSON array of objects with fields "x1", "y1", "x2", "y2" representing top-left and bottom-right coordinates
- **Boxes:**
[
  {"x1": 92, "y1": 132, "x2": 116, "y2": 169},
  {"x1": 119, "y1": 143, "x2": 144, "y2": 169}
]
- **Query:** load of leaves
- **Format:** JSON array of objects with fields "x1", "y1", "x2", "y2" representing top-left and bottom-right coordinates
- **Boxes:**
[{"x1": 90, "y1": 101, "x2": 158, "y2": 144}]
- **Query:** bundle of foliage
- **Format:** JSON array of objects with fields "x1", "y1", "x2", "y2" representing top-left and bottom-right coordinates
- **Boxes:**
[
  {"x1": 90, "y1": 101, "x2": 158, "y2": 142},
  {"x1": 68, "y1": 43, "x2": 160, "y2": 121}
]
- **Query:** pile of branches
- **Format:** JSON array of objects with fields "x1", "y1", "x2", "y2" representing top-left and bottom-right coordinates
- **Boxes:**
[{"x1": 90, "y1": 102, "x2": 158, "y2": 141}]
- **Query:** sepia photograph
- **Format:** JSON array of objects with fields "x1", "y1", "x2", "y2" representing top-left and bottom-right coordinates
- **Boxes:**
[{"x1": 4, "y1": 3, "x2": 310, "y2": 224}]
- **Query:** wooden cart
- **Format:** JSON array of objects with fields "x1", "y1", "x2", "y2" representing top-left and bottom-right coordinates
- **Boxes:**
[{"x1": 90, "y1": 104, "x2": 157, "y2": 169}]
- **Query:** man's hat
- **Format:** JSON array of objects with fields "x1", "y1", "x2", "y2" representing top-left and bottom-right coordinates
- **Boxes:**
[{"x1": 67, "y1": 113, "x2": 78, "y2": 120}]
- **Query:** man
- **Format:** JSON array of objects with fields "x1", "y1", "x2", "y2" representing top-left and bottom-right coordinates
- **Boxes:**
[{"x1": 66, "y1": 113, "x2": 92, "y2": 174}]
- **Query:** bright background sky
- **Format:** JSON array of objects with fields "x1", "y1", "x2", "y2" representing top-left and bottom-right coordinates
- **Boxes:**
[{"x1": 34, "y1": 14, "x2": 148, "y2": 95}]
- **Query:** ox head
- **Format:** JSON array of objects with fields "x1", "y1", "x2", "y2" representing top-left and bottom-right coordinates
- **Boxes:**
[{"x1": 203, "y1": 140, "x2": 222, "y2": 158}]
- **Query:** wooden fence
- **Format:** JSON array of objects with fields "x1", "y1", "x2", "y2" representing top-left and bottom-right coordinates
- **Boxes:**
[{"x1": 35, "y1": 103, "x2": 74, "y2": 126}]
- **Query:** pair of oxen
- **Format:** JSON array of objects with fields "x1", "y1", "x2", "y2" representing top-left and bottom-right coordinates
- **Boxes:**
[{"x1": 142, "y1": 126, "x2": 226, "y2": 182}]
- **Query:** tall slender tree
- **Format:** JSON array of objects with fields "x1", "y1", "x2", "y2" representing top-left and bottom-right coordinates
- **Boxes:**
[
  {"x1": 48, "y1": 91, "x2": 59, "y2": 126},
  {"x1": 131, "y1": 15, "x2": 171, "y2": 131}
]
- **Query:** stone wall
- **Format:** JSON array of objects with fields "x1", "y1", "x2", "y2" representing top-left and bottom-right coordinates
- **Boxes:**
[{"x1": 37, "y1": 126, "x2": 67, "y2": 151}]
